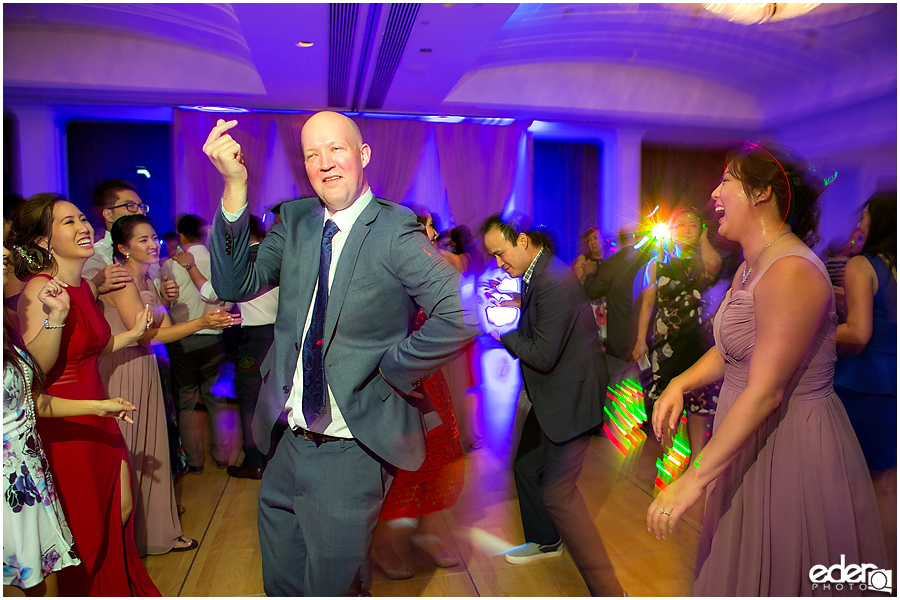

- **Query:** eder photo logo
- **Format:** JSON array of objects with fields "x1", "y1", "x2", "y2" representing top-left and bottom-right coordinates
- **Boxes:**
[{"x1": 809, "y1": 555, "x2": 892, "y2": 593}]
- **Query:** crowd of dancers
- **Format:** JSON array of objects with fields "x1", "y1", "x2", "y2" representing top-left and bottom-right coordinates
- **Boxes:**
[{"x1": 2, "y1": 110, "x2": 895, "y2": 597}]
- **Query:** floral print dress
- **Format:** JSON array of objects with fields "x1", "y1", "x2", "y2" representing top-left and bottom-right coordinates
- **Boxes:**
[
  {"x1": 3, "y1": 350, "x2": 79, "y2": 589},
  {"x1": 648, "y1": 254, "x2": 720, "y2": 414}
]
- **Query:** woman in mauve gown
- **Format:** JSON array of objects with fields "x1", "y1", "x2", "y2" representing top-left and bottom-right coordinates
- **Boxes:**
[
  {"x1": 99, "y1": 214, "x2": 236, "y2": 556},
  {"x1": 646, "y1": 143, "x2": 887, "y2": 596}
]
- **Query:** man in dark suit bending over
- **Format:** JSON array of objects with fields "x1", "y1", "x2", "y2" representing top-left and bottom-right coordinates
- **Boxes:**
[
  {"x1": 204, "y1": 112, "x2": 476, "y2": 596},
  {"x1": 482, "y1": 214, "x2": 623, "y2": 596}
]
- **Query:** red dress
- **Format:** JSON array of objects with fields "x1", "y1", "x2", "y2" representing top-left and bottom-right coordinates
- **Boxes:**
[
  {"x1": 380, "y1": 311, "x2": 465, "y2": 520},
  {"x1": 33, "y1": 275, "x2": 159, "y2": 596}
]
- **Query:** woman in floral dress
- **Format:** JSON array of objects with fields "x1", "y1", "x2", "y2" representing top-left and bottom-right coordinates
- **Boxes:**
[{"x1": 633, "y1": 209, "x2": 722, "y2": 461}]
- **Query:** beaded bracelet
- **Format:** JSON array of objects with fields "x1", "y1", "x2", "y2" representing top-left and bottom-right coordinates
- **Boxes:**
[{"x1": 43, "y1": 319, "x2": 65, "y2": 330}]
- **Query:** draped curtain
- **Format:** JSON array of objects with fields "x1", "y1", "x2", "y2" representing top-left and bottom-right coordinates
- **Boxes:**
[
  {"x1": 173, "y1": 109, "x2": 529, "y2": 233},
  {"x1": 354, "y1": 117, "x2": 431, "y2": 205},
  {"x1": 435, "y1": 121, "x2": 530, "y2": 232},
  {"x1": 533, "y1": 141, "x2": 600, "y2": 263},
  {"x1": 272, "y1": 113, "x2": 316, "y2": 199},
  {"x1": 172, "y1": 109, "x2": 277, "y2": 220}
]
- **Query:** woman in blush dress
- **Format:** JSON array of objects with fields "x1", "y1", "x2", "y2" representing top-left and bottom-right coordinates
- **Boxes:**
[
  {"x1": 99, "y1": 214, "x2": 237, "y2": 556},
  {"x1": 9, "y1": 194, "x2": 159, "y2": 596},
  {"x1": 835, "y1": 190, "x2": 897, "y2": 575},
  {"x1": 646, "y1": 143, "x2": 887, "y2": 596}
]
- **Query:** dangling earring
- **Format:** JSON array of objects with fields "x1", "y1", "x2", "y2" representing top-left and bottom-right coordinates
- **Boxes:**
[{"x1": 125, "y1": 252, "x2": 130, "y2": 260}]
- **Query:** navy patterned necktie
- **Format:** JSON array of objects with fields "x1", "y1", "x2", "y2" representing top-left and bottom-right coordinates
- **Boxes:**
[{"x1": 302, "y1": 219, "x2": 340, "y2": 425}]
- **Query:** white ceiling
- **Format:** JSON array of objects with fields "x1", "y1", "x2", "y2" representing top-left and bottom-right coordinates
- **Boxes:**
[{"x1": 3, "y1": 3, "x2": 897, "y2": 143}]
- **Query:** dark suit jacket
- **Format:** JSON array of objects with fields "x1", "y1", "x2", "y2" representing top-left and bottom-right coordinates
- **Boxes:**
[
  {"x1": 583, "y1": 246, "x2": 652, "y2": 361},
  {"x1": 210, "y1": 196, "x2": 476, "y2": 471},
  {"x1": 499, "y1": 251, "x2": 607, "y2": 443}
]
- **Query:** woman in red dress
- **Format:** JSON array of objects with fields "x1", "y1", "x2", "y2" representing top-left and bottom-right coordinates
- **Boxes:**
[
  {"x1": 370, "y1": 211, "x2": 466, "y2": 579},
  {"x1": 10, "y1": 194, "x2": 159, "y2": 596}
]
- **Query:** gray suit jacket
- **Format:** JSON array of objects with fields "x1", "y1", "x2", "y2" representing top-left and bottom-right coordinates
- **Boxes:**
[
  {"x1": 500, "y1": 251, "x2": 607, "y2": 443},
  {"x1": 210, "y1": 197, "x2": 476, "y2": 471}
]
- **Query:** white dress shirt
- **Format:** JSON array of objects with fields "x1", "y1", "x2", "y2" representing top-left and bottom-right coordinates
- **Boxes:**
[
  {"x1": 222, "y1": 190, "x2": 375, "y2": 438},
  {"x1": 160, "y1": 243, "x2": 224, "y2": 334},
  {"x1": 237, "y1": 242, "x2": 279, "y2": 327}
]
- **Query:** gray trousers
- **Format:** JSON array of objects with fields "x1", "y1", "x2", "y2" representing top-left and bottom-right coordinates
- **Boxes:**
[
  {"x1": 257, "y1": 429, "x2": 395, "y2": 596},
  {"x1": 513, "y1": 402, "x2": 623, "y2": 596},
  {"x1": 167, "y1": 334, "x2": 233, "y2": 467}
]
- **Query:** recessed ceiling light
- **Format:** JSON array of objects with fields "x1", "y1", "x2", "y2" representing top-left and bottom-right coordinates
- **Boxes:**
[
  {"x1": 296, "y1": 41, "x2": 314, "y2": 48},
  {"x1": 419, "y1": 48, "x2": 432, "y2": 53},
  {"x1": 187, "y1": 106, "x2": 249, "y2": 113}
]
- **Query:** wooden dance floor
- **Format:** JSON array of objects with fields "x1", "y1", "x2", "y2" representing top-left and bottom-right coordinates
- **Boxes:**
[{"x1": 143, "y1": 412, "x2": 703, "y2": 597}]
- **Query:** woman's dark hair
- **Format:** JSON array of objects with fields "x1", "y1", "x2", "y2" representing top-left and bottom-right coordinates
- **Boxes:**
[
  {"x1": 3, "y1": 194, "x2": 25, "y2": 225},
  {"x1": 861, "y1": 190, "x2": 897, "y2": 274},
  {"x1": 5, "y1": 193, "x2": 64, "y2": 279},
  {"x1": 3, "y1": 320, "x2": 45, "y2": 396},
  {"x1": 727, "y1": 142, "x2": 824, "y2": 248},
  {"x1": 111, "y1": 214, "x2": 156, "y2": 260},
  {"x1": 415, "y1": 212, "x2": 431, "y2": 228},
  {"x1": 448, "y1": 225, "x2": 473, "y2": 255}
]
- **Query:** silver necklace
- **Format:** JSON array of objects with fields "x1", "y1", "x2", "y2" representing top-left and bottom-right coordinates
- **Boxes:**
[{"x1": 742, "y1": 231, "x2": 789, "y2": 284}]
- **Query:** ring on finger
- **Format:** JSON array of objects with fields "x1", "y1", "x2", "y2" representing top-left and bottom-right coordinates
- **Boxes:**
[{"x1": 659, "y1": 508, "x2": 669, "y2": 516}]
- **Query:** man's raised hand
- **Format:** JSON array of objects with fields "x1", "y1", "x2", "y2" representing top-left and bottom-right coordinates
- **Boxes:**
[
  {"x1": 203, "y1": 119, "x2": 249, "y2": 213},
  {"x1": 203, "y1": 119, "x2": 247, "y2": 185}
]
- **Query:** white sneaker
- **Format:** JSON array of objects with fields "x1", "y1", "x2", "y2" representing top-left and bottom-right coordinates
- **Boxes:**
[{"x1": 504, "y1": 540, "x2": 564, "y2": 564}]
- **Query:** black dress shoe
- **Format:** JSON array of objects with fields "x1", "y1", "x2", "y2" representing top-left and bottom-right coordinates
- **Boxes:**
[{"x1": 226, "y1": 465, "x2": 264, "y2": 480}]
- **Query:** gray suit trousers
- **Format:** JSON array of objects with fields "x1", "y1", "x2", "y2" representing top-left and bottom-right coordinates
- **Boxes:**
[{"x1": 257, "y1": 431, "x2": 395, "y2": 596}]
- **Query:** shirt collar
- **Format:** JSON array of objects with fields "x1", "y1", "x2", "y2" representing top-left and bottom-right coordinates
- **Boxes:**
[
  {"x1": 523, "y1": 247, "x2": 544, "y2": 285},
  {"x1": 324, "y1": 188, "x2": 374, "y2": 233}
]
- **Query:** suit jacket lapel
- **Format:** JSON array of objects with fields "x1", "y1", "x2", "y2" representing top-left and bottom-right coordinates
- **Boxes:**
[
  {"x1": 296, "y1": 203, "x2": 324, "y2": 336},
  {"x1": 323, "y1": 198, "x2": 382, "y2": 353}
]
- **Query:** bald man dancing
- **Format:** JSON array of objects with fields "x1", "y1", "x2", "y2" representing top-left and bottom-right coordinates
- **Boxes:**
[{"x1": 205, "y1": 112, "x2": 475, "y2": 595}]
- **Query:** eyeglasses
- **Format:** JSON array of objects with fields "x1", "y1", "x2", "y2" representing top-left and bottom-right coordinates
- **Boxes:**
[{"x1": 111, "y1": 201, "x2": 149, "y2": 214}]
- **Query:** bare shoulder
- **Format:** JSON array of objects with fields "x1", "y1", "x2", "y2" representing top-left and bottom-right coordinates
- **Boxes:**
[
  {"x1": 21, "y1": 274, "x2": 50, "y2": 298},
  {"x1": 845, "y1": 254, "x2": 876, "y2": 278},
  {"x1": 755, "y1": 252, "x2": 831, "y2": 306}
]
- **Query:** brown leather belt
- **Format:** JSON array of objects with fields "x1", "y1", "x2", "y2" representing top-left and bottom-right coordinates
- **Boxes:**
[{"x1": 293, "y1": 427, "x2": 343, "y2": 443}]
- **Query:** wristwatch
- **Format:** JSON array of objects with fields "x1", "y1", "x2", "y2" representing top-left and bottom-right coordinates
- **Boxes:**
[{"x1": 182, "y1": 261, "x2": 196, "y2": 270}]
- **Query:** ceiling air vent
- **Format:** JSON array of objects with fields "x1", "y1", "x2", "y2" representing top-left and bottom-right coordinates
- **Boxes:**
[
  {"x1": 328, "y1": 3, "x2": 359, "y2": 108},
  {"x1": 364, "y1": 3, "x2": 420, "y2": 110}
]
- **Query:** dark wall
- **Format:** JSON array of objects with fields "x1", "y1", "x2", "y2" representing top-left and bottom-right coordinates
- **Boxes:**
[
  {"x1": 640, "y1": 144, "x2": 727, "y2": 220},
  {"x1": 533, "y1": 141, "x2": 600, "y2": 264},
  {"x1": 4, "y1": 113, "x2": 20, "y2": 197},
  {"x1": 66, "y1": 121, "x2": 174, "y2": 236}
]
